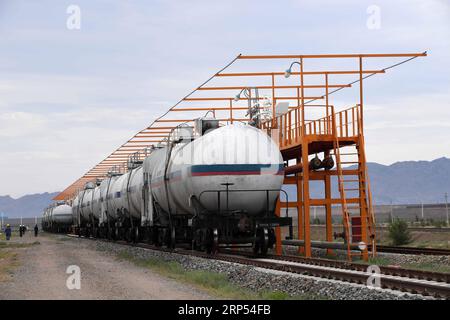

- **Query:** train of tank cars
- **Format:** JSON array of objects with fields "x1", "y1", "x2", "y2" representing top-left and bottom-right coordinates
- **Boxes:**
[{"x1": 41, "y1": 118, "x2": 311, "y2": 254}]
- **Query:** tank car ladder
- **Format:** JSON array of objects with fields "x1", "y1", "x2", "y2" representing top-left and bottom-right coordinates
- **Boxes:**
[{"x1": 331, "y1": 105, "x2": 375, "y2": 261}]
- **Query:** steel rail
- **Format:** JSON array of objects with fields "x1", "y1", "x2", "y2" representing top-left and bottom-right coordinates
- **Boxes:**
[
  {"x1": 67, "y1": 234, "x2": 450, "y2": 299},
  {"x1": 375, "y1": 245, "x2": 450, "y2": 256}
]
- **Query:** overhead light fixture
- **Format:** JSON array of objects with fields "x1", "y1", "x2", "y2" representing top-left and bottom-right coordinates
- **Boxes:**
[
  {"x1": 234, "y1": 88, "x2": 250, "y2": 102},
  {"x1": 284, "y1": 61, "x2": 301, "y2": 78}
]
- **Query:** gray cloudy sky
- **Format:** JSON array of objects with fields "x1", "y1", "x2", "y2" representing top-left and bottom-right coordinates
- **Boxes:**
[{"x1": 0, "y1": 0, "x2": 449, "y2": 197}]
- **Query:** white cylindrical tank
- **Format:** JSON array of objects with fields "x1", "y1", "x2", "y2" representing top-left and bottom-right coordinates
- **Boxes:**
[
  {"x1": 92, "y1": 187, "x2": 101, "y2": 220},
  {"x1": 50, "y1": 204, "x2": 73, "y2": 225},
  {"x1": 72, "y1": 194, "x2": 80, "y2": 225},
  {"x1": 123, "y1": 166, "x2": 144, "y2": 219},
  {"x1": 101, "y1": 175, "x2": 121, "y2": 220},
  {"x1": 144, "y1": 124, "x2": 284, "y2": 216},
  {"x1": 80, "y1": 188, "x2": 94, "y2": 221},
  {"x1": 102, "y1": 166, "x2": 144, "y2": 220}
]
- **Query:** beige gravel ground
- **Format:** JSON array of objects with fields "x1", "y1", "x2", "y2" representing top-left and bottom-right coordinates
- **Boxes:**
[{"x1": 0, "y1": 232, "x2": 213, "y2": 300}]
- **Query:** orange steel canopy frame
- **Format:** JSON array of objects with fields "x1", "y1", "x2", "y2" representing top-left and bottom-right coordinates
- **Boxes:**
[{"x1": 54, "y1": 52, "x2": 426, "y2": 260}]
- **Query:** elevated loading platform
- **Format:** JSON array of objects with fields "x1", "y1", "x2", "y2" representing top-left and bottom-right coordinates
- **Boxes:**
[
  {"x1": 55, "y1": 52, "x2": 427, "y2": 261},
  {"x1": 262, "y1": 103, "x2": 375, "y2": 261}
]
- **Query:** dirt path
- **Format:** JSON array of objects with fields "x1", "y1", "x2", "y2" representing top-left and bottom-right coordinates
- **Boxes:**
[{"x1": 0, "y1": 233, "x2": 213, "y2": 300}]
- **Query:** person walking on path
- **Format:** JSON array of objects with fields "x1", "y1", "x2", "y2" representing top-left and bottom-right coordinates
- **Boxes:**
[
  {"x1": 5, "y1": 224, "x2": 12, "y2": 241},
  {"x1": 34, "y1": 224, "x2": 38, "y2": 237}
]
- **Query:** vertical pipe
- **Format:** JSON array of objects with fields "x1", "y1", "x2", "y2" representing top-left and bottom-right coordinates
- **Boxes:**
[
  {"x1": 352, "y1": 107, "x2": 355, "y2": 136},
  {"x1": 296, "y1": 157, "x2": 304, "y2": 254},
  {"x1": 288, "y1": 111, "x2": 292, "y2": 144},
  {"x1": 297, "y1": 87, "x2": 300, "y2": 140},
  {"x1": 345, "y1": 110, "x2": 349, "y2": 137},
  {"x1": 445, "y1": 192, "x2": 449, "y2": 226},
  {"x1": 229, "y1": 99, "x2": 233, "y2": 124},
  {"x1": 302, "y1": 139, "x2": 311, "y2": 258},
  {"x1": 359, "y1": 56, "x2": 364, "y2": 131},
  {"x1": 325, "y1": 73, "x2": 329, "y2": 134},
  {"x1": 324, "y1": 150, "x2": 333, "y2": 256},
  {"x1": 271, "y1": 73, "x2": 276, "y2": 128},
  {"x1": 300, "y1": 58, "x2": 305, "y2": 136}
]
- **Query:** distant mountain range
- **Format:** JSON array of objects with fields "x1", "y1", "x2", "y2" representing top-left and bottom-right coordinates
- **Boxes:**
[
  {"x1": 1, "y1": 158, "x2": 449, "y2": 218},
  {"x1": 362, "y1": 157, "x2": 450, "y2": 204},
  {"x1": 0, "y1": 192, "x2": 59, "y2": 218},
  {"x1": 282, "y1": 157, "x2": 450, "y2": 205}
]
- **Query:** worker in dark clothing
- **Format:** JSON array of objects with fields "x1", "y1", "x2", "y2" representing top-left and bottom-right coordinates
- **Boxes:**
[
  {"x1": 5, "y1": 224, "x2": 12, "y2": 240},
  {"x1": 19, "y1": 225, "x2": 23, "y2": 237},
  {"x1": 34, "y1": 224, "x2": 39, "y2": 237}
]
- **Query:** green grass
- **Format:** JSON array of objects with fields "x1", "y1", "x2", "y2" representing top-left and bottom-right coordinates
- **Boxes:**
[
  {"x1": 366, "y1": 257, "x2": 394, "y2": 266},
  {"x1": 116, "y1": 251, "x2": 324, "y2": 300}
]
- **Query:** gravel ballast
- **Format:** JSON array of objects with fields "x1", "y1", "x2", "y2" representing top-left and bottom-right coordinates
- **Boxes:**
[{"x1": 88, "y1": 239, "x2": 430, "y2": 300}]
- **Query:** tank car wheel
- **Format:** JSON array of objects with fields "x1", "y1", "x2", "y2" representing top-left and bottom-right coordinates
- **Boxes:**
[
  {"x1": 268, "y1": 228, "x2": 276, "y2": 249},
  {"x1": 253, "y1": 228, "x2": 269, "y2": 255},
  {"x1": 133, "y1": 227, "x2": 139, "y2": 243},
  {"x1": 260, "y1": 228, "x2": 269, "y2": 255},
  {"x1": 156, "y1": 228, "x2": 164, "y2": 247},
  {"x1": 164, "y1": 227, "x2": 175, "y2": 249},
  {"x1": 151, "y1": 227, "x2": 160, "y2": 245},
  {"x1": 253, "y1": 240, "x2": 260, "y2": 255},
  {"x1": 193, "y1": 230, "x2": 203, "y2": 251},
  {"x1": 145, "y1": 227, "x2": 153, "y2": 244},
  {"x1": 168, "y1": 226, "x2": 176, "y2": 249},
  {"x1": 212, "y1": 228, "x2": 219, "y2": 254},
  {"x1": 125, "y1": 228, "x2": 132, "y2": 243},
  {"x1": 205, "y1": 228, "x2": 219, "y2": 254}
]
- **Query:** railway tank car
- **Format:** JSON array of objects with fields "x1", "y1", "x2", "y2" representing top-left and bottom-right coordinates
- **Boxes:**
[
  {"x1": 67, "y1": 118, "x2": 292, "y2": 254},
  {"x1": 42, "y1": 201, "x2": 73, "y2": 233}
]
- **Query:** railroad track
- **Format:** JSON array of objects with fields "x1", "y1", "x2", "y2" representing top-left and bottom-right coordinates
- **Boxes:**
[
  {"x1": 67, "y1": 234, "x2": 450, "y2": 299},
  {"x1": 376, "y1": 245, "x2": 450, "y2": 256}
]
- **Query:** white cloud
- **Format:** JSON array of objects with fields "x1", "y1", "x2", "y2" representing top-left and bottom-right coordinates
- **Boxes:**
[{"x1": 0, "y1": 112, "x2": 47, "y2": 138}]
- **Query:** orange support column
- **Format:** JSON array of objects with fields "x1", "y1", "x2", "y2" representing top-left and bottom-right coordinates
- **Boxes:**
[
  {"x1": 302, "y1": 140, "x2": 311, "y2": 258},
  {"x1": 324, "y1": 168, "x2": 334, "y2": 256},
  {"x1": 296, "y1": 157, "x2": 304, "y2": 254},
  {"x1": 274, "y1": 199, "x2": 282, "y2": 256},
  {"x1": 358, "y1": 58, "x2": 369, "y2": 261}
]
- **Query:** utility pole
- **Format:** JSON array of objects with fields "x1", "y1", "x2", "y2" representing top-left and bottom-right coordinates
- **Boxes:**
[
  {"x1": 445, "y1": 192, "x2": 449, "y2": 226},
  {"x1": 390, "y1": 200, "x2": 394, "y2": 223},
  {"x1": 0, "y1": 212, "x2": 3, "y2": 230},
  {"x1": 421, "y1": 201, "x2": 424, "y2": 220}
]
